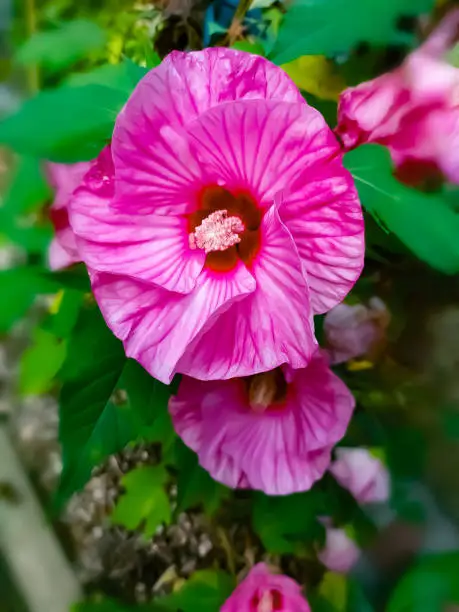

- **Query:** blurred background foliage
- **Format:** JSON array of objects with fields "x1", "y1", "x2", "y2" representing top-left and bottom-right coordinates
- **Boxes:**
[{"x1": 2, "y1": 0, "x2": 459, "y2": 611}]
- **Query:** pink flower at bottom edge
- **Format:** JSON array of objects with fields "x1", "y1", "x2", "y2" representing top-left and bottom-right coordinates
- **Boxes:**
[
  {"x1": 46, "y1": 160, "x2": 91, "y2": 270},
  {"x1": 168, "y1": 351, "x2": 355, "y2": 495},
  {"x1": 330, "y1": 447, "x2": 390, "y2": 505},
  {"x1": 221, "y1": 564, "x2": 311, "y2": 612}
]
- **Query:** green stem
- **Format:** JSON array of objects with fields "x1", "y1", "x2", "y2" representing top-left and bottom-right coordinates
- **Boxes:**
[
  {"x1": 233, "y1": 0, "x2": 253, "y2": 23},
  {"x1": 24, "y1": 0, "x2": 39, "y2": 93}
]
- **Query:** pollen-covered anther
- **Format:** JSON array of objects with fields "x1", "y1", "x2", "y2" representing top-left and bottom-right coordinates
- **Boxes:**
[{"x1": 189, "y1": 209, "x2": 245, "y2": 253}]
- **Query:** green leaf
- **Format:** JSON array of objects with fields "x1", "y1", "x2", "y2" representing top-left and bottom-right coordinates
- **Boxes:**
[
  {"x1": 0, "y1": 156, "x2": 52, "y2": 254},
  {"x1": 0, "y1": 84, "x2": 127, "y2": 162},
  {"x1": 16, "y1": 20, "x2": 106, "y2": 73},
  {"x1": 57, "y1": 305, "x2": 130, "y2": 503},
  {"x1": 2, "y1": 156, "x2": 51, "y2": 216},
  {"x1": 42, "y1": 289, "x2": 85, "y2": 338},
  {"x1": 159, "y1": 570, "x2": 235, "y2": 612},
  {"x1": 387, "y1": 552, "x2": 459, "y2": 612},
  {"x1": 174, "y1": 441, "x2": 230, "y2": 516},
  {"x1": 111, "y1": 465, "x2": 171, "y2": 537},
  {"x1": 318, "y1": 572, "x2": 348, "y2": 611},
  {"x1": 230, "y1": 41, "x2": 266, "y2": 55},
  {"x1": 19, "y1": 328, "x2": 67, "y2": 395},
  {"x1": 252, "y1": 490, "x2": 325, "y2": 554},
  {"x1": 271, "y1": 0, "x2": 435, "y2": 64},
  {"x1": 121, "y1": 360, "x2": 175, "y2": 448},
  {"x1": 0, "y1": 267, "x2": 59, "y2": 333},
  {"x1": 344, "y1": 144, "x2": 459, "y2": 274},
  {"x1": 73, "y1": 596, "x2": 162, "y2": 611},
  {"x1": 66, "y1": 59, "x2": 148, "y2": 92}
]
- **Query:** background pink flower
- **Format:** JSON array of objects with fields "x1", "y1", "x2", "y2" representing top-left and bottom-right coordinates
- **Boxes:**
[
  {"x1": 221, "y1": 563, "x2": 311, "y2": 612},
  {"x1": 69, "y1": 48, "x2": 364, "y2": 384},
  {"x1": 46, "y1": 161, "x2": 90, "y2": 269},
  {"x1": 168, "y1": 351, "x2": 355, "y2": 495},
  {"x1": 330, "y1": 447, "x2": 390, "y2": 504},
  {"x1": 324, "y1": 297, "x2": 389, "y2": 364},
  {"x1": 318, "y1": 526, "x2": 360, "y2": 574},
  {"x1": 336, "y1": 10, "x2": 459, "y2": 185}
]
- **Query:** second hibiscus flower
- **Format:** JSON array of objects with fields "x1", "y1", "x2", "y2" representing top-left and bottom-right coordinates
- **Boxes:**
[{"x1": 69, "y1": 48, "x2": 364, "y2": 384}]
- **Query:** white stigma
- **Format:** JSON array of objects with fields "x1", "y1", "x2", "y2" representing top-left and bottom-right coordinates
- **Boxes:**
[{"x1": 189, "y1": 210, "x2": 245, "y2": 253}]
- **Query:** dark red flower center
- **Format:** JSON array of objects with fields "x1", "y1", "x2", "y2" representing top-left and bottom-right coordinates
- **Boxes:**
[
  {"x1": 251, "y1": 588, "x2": 284, "y2": 611},
  {"x1": 188, "y1": 185, "x2": 262, "y2": 272},
  {"x1": 245, "y1": 369, "x2": 289, "y2": 413}
]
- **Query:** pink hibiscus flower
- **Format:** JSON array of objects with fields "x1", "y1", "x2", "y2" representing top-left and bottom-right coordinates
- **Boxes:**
[
  {"x1": 330, "y1": 447, "x2": 390, "y2": 505},
  {"x1": 336, "y1": 10, "x2": 459, "y2": 186},
  {"x1": 168, "y1": 351, "x2": 355, "y2": 495},
  {"x1": 69, "y1": 49, "x2": 364, "y2": 384},
  {"x1": 221, "y1": 563, "x2": 311, "y2": 612},
  {"x1": 47, "y1": 161, "x2": 90, "y2": 269}
]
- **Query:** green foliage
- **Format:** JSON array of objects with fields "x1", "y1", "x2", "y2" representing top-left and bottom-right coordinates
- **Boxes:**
[
  {"x1": 16, "y1": 20, "x2": 106, "y2": 73},
  {"x1": 0, "y1": 156, "x2": 52, "y2": 254},
  {"x1": 57, "y1": 307, "x2": 177, "y2": 504},
  {"x1": 2, "y1": 157, "x2": 50, "y2": 216},
  {"x1": 252, "y1": 490, "x2": 325, "y2": 554},
  {"x1": 174, "y1": 441, "x2": 230, "y2": 516},
  {"x1": 121, "y1": 360, "x2": 176, "y2": 449},
  {"x1": 344, "y1": 144, "x2": 459, "y2": 274},
  {"x1": 271, "y1": 0, "x2": 435, "y2": 64},
  {"x1": 159, "y1": 570, "x2": 235, "y2": 612},
  {"x1": 57, "y1": 305, "x2": 129, "y2": 502},
  {"x1": 387, "y1": 552, "x2": 459, "y2": 612},
  {"x1": 312, "y1": 573, "x2": 374, "y2": 612},
  {"x1": 66, "y1": 59, "x2": 150, "y2": 92},
  {"x1": 19, "y1": 328, "x2": 66, "y2": 395},
  {"x1": 0, "y1": 266, "x2": 59, "y2": 333},
  {"x1": 73, "y1": 598, "x2": 161, "y2": 611},
  {"x1": 0, "y1": 84, "x2": 127, "y2": 162},
  {"x1": 112, "y1": 465, "x2": 171, "y2": 537}
]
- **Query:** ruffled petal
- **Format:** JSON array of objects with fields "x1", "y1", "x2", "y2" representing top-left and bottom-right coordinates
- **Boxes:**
[
  {"x1": 279, "y1": 159, "x2": 364, "y2": 314},
  {"x1": 291, "y1": 356, "x2": 355, "y2": 453},
  {"x1": 70, "y1": 148, "x2": 204, "y2": 294},
  {"x1": 177, "y1": 204, "x2": 316, "y2": 380},
  {"x1": 46, "y1": 161, "x2": 91, "y2": 211},
  {"x1": 169, "y1": 353, "x2": 355, "y2": 495},
  {"x1": 336, "y1": 72, "x2": 410, "y2": 149},
  {"x1": 112, "y1": 49, "x2": 302, "y2": 216},
  {"x1": 91, "y1": 263, "x2": 255, "y2": 384},
  {"x1": 187, "y1": 98, "x2": 339, "y2": 206}
]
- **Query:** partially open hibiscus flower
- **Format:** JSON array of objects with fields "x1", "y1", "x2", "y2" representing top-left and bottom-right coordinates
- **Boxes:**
[
  {"x1": 70, "y1": 49, "x2": 363, "y2": 384},
  {"x1": 336, "y1": 10, "x2": 459, "y2": 186},
  {"x1": 47, "y1": 161, "x2": 90, "y2": 270},
  {"x1": 168, "y1": 351, "x2": 355, "y2": 494}
]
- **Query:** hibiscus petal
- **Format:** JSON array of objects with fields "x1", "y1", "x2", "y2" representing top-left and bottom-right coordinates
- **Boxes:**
[
  {"x1": 177, "y1": 204, "x2": 316, "y2": 380},
  {"x1": 112, "y1": 49, "x2": 302, "y2": 216},
  {"x1": 186, "y1": 98, "x2": 339, "y2": 206},
  {"x1": 70, "y1": 149, "x2": 204, "y2": 294},
  {"x1": 48, "y1": 234, "x2": 78, "y2": 270},
  {"x1": 279, "y1": 160, "x2": 364, "y2": 313},
  {"x1": 91, "y1": 262, "x2": 255, "y2": 384},
  {"x1": 289, "y1": 355, "x2": 355, "y2": 453},
  {"x1": 170, "y1": 353, "x2": 354, "y2": 495}
]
